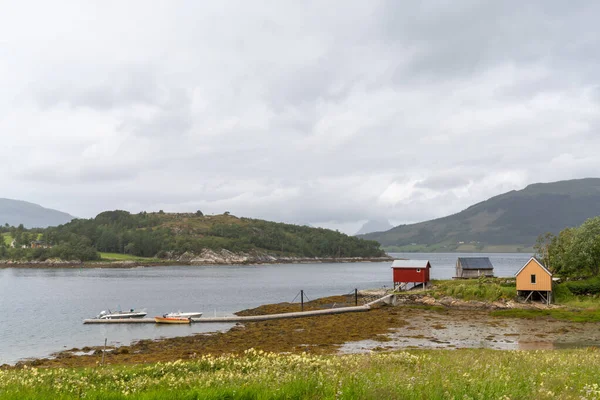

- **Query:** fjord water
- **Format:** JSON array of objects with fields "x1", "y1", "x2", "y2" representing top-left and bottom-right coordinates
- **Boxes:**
[{"x1": 0, "y1": 253, "x2": 530, "y2": 365}]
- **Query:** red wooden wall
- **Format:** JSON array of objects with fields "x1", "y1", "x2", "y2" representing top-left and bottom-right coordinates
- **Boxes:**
[{"x1": 393, "y1": 265, "x2": 430, "y2": 283}]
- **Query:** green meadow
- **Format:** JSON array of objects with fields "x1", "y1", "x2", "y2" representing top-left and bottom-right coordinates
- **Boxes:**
[{"x1": 2, "y1": 349, "x2": 600, "y2": 399}]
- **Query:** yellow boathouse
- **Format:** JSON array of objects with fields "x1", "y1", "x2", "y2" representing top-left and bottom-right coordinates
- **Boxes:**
[{"x1": 515, "y1": 257, "x2": 553, "y2": 304}]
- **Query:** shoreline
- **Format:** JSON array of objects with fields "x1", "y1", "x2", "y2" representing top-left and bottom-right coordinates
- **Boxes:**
[
  {"x1": 0, "y1": 256, "x2": 393, "y2": 269},
  {"x1": 6, "y1": 290, "x2": 600, "y2": 369}
]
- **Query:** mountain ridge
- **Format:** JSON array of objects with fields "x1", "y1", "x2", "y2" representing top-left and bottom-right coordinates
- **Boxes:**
[
  {"x1": 0, "y1": 198, "x2": 75, "y2": 228},
  {"x1": 355, "y1": 219, "x2": 393, "y2": 235},
  {"x1": 360, "y1": 178, "x2": 600, "y2": 252}
]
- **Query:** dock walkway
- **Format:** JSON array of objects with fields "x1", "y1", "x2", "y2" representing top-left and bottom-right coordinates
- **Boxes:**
[{"x1": 83, "y1": 294, "x2": 395, "y2": 324}]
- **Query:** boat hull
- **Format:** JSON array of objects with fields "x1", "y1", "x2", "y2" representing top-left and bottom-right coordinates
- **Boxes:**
[
  {"x1": 97, "y1": 311, "x2": 147, "y2": 319},
  {"x1": 154, "y1": 316, "x2": 191, "y2": 324},
  {"x1": 164, "y1": 312, "x2": 203, "y2": 318}
]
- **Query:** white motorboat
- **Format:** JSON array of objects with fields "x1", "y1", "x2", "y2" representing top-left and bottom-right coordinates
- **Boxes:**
[
  {"x1": 163, "y1": 311, "x2": 203, "y2": 318},
  {"x1": 96, "y1": 309, "x2": 147, "y2": 319}
]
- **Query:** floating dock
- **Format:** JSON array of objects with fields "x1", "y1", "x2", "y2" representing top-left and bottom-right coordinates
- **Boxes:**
[
  {"x1": 84, "y1": 318, "x2": 156, "y2": 324},
  {"x1": 83, "y1": 294, "x2": 395, "y2": 324}
]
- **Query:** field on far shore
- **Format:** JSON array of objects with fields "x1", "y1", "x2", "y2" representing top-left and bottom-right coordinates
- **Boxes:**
[
  {"x1": 98, "y1": 252, "x2": 160, "y2": 262},
  {"x1": 384, "y1": 243, "x2": 535, "y2": 253}
]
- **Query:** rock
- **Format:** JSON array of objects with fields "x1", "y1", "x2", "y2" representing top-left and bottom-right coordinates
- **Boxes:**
[{"x1": 439, "y1": 297, "x2": 455, "y2": 306}]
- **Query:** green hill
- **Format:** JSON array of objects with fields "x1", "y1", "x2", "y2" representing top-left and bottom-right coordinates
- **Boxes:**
[
  {"x1": 0, "y1": 210, "x2": 387, "y2": 263},
  {"x1": 360, "y1": 178, "x2": 600, "y2": 252},
  {"x1": 0, "y1": 198, "x2": 75, "y2": 228}
]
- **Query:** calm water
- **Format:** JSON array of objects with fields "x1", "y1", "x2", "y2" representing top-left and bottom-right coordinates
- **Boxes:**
[{"x1": 0, "y1": 252, "x2": 531, "y2": 365}]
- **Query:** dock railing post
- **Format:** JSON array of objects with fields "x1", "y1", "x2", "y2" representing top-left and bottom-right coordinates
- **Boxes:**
[
  {"x1": 301, "y1": 290, "x2": 304, "y2": 311},
  {"x1": 101, "y1": 338, "x2": 107, "y2": 366},
  {"x1": 355, "y1": 288, "x2": 358, "y2": 306}
]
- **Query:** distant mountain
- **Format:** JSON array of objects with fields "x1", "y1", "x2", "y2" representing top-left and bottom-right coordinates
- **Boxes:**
[
  {"x1": 360, "y1": 178, "x2": 600, "y2": 252},
  {"x1": 355, "y1": 219, "x2": 393, "y2": 235},
  {"x1": 0, "y1": 198, "x2": 75, "y2": 228}
]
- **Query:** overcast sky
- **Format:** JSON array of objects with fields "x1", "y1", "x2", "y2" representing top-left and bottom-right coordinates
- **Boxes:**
[{"x1": 1, "y1": 1, "x2": 599, "y2": 234}]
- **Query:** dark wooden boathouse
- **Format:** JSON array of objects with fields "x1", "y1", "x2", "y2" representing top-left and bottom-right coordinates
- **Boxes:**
[{"x1": 455, "y1": 257, "x2": 494, "y2": 278}]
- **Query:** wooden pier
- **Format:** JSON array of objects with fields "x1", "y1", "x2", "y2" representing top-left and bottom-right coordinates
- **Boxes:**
[{"x1": 83, "y1": 294, "x2": 395, "y2": 324}]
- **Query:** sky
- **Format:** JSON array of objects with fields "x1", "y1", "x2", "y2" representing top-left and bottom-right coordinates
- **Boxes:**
[{"x1": 1, "y1": 1, "x2": 599, "y2": 234}]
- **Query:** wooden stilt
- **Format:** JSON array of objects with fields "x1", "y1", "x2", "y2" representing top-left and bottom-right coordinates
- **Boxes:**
[
  {"x1": 524, "y1": 291, "x2": 533, "y2": 302},
  {"x1": 537, "y1": 291, "x2": 547, "y2": 304}
]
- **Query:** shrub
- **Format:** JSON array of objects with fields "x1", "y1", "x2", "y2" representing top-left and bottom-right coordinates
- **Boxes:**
[{"x1": 564, "y1": 278, "x2": 600, "y2": 295}]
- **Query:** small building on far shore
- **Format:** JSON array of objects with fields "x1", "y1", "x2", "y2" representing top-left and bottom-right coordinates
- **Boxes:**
[
  {"x1": 516, "y1": 257, "x2": 553, "y2": 304},
  {"x1": 455, "y1": 257, "x2": 494, "y2": 279},
  {"x1": 391, "y1": 260, "x2": 431, "y2": 291}
]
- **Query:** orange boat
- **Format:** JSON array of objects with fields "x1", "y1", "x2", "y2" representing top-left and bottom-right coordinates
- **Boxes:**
[{"x1": 154, "y1": 316, "x2": 191, "y2": 324}]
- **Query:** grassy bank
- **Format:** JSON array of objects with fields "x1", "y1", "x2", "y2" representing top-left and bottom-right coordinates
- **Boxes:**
[
  {"x1": 2, "y1": 349, "x2": 600, "y2": 399},
  {"x1": 491, "y1": 308, "x2": 600, "y2": 322},
  {"x1": 426, "y1": 278, "x2": 517, "y2": 302},
  {"x1": 425, "y1": 277, "x2": 600, "y2": 306},
  {"x1": 98, "y1": 252, "x2": 161, "y2": 262},
  {"x1": 403, "y1": 278, "x2": 600, "y2": 323}
]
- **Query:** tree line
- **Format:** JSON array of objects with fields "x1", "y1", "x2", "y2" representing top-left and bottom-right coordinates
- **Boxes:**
[
  {"x1": 535, "y1": 216, "x2": 600, "y2": 278},
  {"x1": 0, "y1": 210, "x2": 386, "y2": 262}
]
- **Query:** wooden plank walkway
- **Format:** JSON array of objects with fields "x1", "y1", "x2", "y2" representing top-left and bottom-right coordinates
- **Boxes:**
[{"x1": 83, "y1": 294, "x2": 395, "y2": 324}]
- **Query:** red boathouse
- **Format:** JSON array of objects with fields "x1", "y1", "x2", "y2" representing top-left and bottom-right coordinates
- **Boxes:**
[{"x1": 391, "y1": 260, "x2": 431, "y2": 291}]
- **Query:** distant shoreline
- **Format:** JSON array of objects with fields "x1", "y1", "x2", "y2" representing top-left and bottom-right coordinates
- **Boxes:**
[
  {"x1": 384, "y1": 248, "x2": 535, "y2": 254},
  {"x1": 0, "y1": 256, "x2": 393, "y2": 269}
]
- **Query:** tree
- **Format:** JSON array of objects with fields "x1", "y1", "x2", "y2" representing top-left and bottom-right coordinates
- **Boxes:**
[
  {"x1": 550, "y1": 228, "x2": 577, "y2": 276},
  {"x1": 542, "y1": 216, "x2": 600, "y2": 278},
  {"x1": 573, "y1": 217, "x2": 600, "y2": 276},
  {"x1": 534, "y1": 232, "x2": 555, "y2": 270}
]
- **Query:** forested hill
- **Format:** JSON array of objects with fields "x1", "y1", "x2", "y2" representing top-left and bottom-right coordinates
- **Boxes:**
[
  {"x1": 0, "y1": 211, "x2": 386, "y2": 262},
  {"x1": 0, "y1": 198, "x2": 75, "y2": 228},
  {"x1": 360, "y1": 178, "x2": 600, "y2": 252}
]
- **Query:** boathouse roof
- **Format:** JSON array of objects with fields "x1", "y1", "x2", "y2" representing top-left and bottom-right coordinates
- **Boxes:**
[
  {"x1": 515, "y1": 257, "x2": 552, "y2": 277},
  {"x1": 391, "y1": 260, "x2": 431, "y2": 269},
  {"x1": 457, "y1": 257, "x2": 494, "y2": 270}
]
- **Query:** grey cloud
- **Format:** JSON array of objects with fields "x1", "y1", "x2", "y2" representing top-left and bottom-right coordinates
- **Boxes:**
[
  {"x1": 19, "y1": 164, "x2": 139, "y2": 184},
  {"x1": 416, "y1": 175, "x2": 470, "y2": 191},
  {"x1": 2, "y1": 1, "x2": 600, "y2": 233},
  {"x1": 379, "y1": 1, "x2": 600, "y2": 84},
  {"x1": 36, "y1": 67, "x2": 160, "y2": 110}
]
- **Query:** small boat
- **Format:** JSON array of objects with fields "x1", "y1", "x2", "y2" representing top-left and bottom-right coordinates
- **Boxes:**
[
  {"x1": 154, "y1": 316, "x2": 191, "y2": 324},
  {"x1": 96, "y1": 309, "x2": 147, "y2": 319},
  {"x1": 164, "y1": 311, "x2": 203, "y2": 318}
]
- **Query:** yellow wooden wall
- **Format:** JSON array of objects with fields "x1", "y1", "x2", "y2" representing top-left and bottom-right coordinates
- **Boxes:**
[{"x1": 516, "y1": 259, "x2": 552, "y2": 291}]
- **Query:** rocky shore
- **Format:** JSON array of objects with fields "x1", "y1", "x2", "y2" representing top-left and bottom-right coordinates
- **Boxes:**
[
  {"x1": 0, "y1": 249, "x2": 392, "y2": 269},
  {"x1": 172, "y1": 249, "x2": 392, "y2": 265},
  {"x1": 361, "y1": 289, "x2": 560, "y2": 310}
]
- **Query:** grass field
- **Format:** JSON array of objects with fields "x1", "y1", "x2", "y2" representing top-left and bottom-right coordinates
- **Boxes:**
[
  {"x1": 424, "y1": 278, "x2": 518, "y2": 302},
  {"x1": 98, "y1": 252, "x2": 160, "y2": 262},
  {"x1": 2, "y1": 348, "x2": 600, "y2": 399}
]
